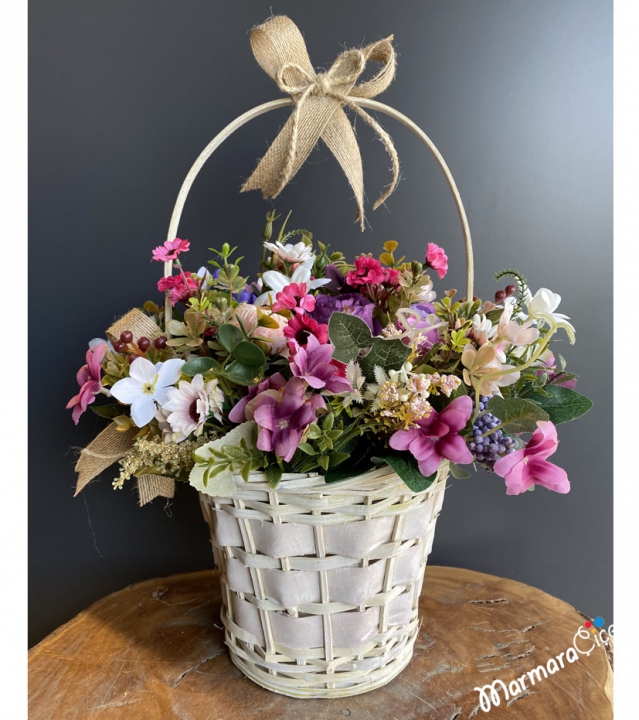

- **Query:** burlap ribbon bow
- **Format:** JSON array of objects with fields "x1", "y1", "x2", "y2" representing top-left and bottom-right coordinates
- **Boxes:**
[{"x1": 241, "y1": 15, "x2": 399, "y2": 230}]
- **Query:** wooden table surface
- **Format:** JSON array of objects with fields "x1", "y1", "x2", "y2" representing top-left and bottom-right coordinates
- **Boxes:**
[{"x1": 29, "y1": 566, "x2": 613, "y2": 719}]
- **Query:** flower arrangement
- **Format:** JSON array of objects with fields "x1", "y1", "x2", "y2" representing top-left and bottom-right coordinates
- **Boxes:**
[{"x1": 69, "y1": 211, "x2": 592, "y2": 501}]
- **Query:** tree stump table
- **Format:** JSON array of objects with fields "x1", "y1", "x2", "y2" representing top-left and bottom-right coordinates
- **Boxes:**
[{"x1": 29, "y1": 566, "x2": 613, "y2": 719}]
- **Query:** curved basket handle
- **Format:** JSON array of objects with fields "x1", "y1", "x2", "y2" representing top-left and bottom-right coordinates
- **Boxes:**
[{"x1": 164, "y1": 98, "x2": 474, "y2": 322}]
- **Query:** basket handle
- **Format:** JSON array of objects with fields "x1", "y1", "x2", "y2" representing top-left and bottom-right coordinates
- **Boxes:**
[{"x1": 164, "y1": 98, "x2": 474, "y2": 322}]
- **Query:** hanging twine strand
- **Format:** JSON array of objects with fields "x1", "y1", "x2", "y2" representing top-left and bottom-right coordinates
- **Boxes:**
[{"x1": 241, "y1": 15, "x2": 400, "y2": 230}]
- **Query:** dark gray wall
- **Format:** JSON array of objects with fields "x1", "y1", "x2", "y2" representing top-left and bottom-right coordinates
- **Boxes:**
[{"x1": 29, "y1": 0, "x2": 612, "y2": 647}]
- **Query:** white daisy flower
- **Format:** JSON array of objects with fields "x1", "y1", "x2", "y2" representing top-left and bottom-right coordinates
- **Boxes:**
[{"x1": 161, "y1": 374, "x2": 224, "y2": 439}]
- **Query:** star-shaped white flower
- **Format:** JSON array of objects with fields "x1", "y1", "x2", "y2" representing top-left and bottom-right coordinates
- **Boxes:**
[
  {"x1": 111, "y1": 357, "x2": 184, "y2": 427},
  {"x1": 254, "y1": 258, "x2": 331, "y2": 306}
]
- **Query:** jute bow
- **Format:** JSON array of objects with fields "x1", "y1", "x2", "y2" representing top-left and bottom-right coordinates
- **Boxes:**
[{"x1": 241, "y1": 15, "x2": 399, "y2": 230}]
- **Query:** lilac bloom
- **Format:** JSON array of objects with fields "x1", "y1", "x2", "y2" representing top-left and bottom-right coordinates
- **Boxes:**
[
  {"x1": 311, "y1": 293, "x2": 376, "y2": 333},
  {"x1": 252, "y1": 377, "x2": 326, "y2": 462},
  {"x1": 228, "y1": 373, "x2": 287, "y2": 423},
  {"x1": 324, "y1": 263, "x2": 349, "y2": 292},
  {"x1": 389, "y1": 396, "x2": 474, "y2": 476},
  {"x1": 289, "y1": 335, "x2": 352, "y2": 393},
  {"x1": 407, "y1": 303, "x2": 440, "y2": 347}
]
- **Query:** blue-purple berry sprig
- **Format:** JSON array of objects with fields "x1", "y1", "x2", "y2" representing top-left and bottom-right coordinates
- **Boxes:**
[{"x1": 468, "y1": 396, "x2": 517, "y2": 470}]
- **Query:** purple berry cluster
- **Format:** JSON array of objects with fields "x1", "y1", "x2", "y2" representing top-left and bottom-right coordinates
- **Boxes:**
[{"x1": 468, "y1": 396, "x2": 517, "y2": 470}]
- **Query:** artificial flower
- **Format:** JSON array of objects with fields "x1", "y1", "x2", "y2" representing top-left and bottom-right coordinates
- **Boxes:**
[
  {"x1": 537, "y1": 351, "x2": 577, "y2": 390},
  {"x1": 461, "y1": 344, "x2": 520, "y2": 396},
  {"x1": 289, "y1": 335, "x2": 352, "y2": 393},
  {"x1": 311, "y1": 293, "x2": 376, "y2": 332},
  {"x1": 110, "y1": 357, "x2": 185, "y2": 427},
  {"x1": 283, "y1": 314, "x2": 329, "y2": 347},
  {"x1": 67, "y1": 342, "x2": 107, "y2": 424},
  {"x1": 162, "y1": 374, "x2": 224, "y2": 439},
  {"x1": 496, "y1": 303, "x2": 539, "y2": 347},
  {"x1": 416, "y1": 279, "x2": 436, "y2": 303},
  {"x1": 525, "y1": 288, "x2": 575, "y2": 341},
  {"x1": 272, "y1": 282, "x2": 316, "y2": 315},
  {"x1": 228, "y1": 373, "x2": 288, "y2": 424},
  {"x1": 425, "y1": 243, "x2": 448, "y2": 279},
  {"x1": 158, "y1": 273, "x2": 198, "y2": 306},
  {"x1": 389, "y1": 395, "x2": 474, "y2": 476},
  {"x1": 255, "y1": 261, "x2": 330, "y2": 306},
  {"x1": 252, "y1": 378, "x2": 326, "y2": 461},
  {"x1": 264, "y1": 240, "x2": 315, "y2": 265},
  {"x1": 493, "y1": 420, "x2": 570, "y2": 495},
  {"x1": 231, "y1": 304, "x2": 288, "y2": 355},
  {"x1": 152, "y1": 238, "x2": 190, "y2": 262},
  {"x1": 346, "y1": 255, "x2": 386, "y2": 286}
]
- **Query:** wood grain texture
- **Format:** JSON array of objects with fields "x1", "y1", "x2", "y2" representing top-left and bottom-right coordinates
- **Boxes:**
[{"x1": 29, "y1": 566, "x2": 613, "y2": 719}]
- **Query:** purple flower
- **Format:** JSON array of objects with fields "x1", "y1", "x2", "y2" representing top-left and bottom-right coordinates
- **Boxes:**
[
  {"x1": 324, "y1": 264, "x2": 348, "y2": 292},
  {"x1": 311, "y1": 293, "x2": 376, "y2": 333},
  {"x1": 407, "y1": 302, "x2": 440, "y2": 347},
  {"x1": 290, "y1": 335, "x2": 353, "y2": 393},
  {"x1": 228, "y1": 373, "x2": 287, "y2": 423},
  {"x1": 252, "y1": 377, "x2": 326, "y2": 462},
  {"x1": 389, "y1": 396, "x2": 474, "y2": 476}
]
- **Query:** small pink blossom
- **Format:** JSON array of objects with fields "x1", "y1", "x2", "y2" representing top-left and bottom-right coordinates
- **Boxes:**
[
  {"x1": 158, "y1": 273, "x2": 198, "y2": 306},
  {"x1": 152, "y1": 238, "x2": 190, "y2": 262},
  {"x1": 289, "y1": 335, "x2": 352, "y2": 393},
  {"x1": 272, "y1": 282, "x2": 316, "y2": 315},
  {"x1": 389, "y1": 395, "x2": 473, "y2": 476},
  {"x1": 425, "y1": 243, "x2": 448, "y2": 280},
  {"x1": 346, "y1": 255, "x2": 386, "y2": 287},
  {"x1": 493, "y1": 421, "x2": 570, "y2": 495},
  {"x1": 66, "y1": 343, "x2": 107, "y2": 424}
]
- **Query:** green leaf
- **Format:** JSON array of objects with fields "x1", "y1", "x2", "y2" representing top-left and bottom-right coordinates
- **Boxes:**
[
  {"x1": 90, "y1": 403, "x2": 124, "y2": 419},
  {"x1": 486, "y1": 396, "x2": 549, "y2": 433},
  {"x1": 222, "y1": 361, "x2": 263, "y2": 386},
  {"x1": 360, "y1": 338, "x2": 411, "y2": 382},
  {"x1": 181, "y1": 357, "x2": 220, "y2": 377},
  {"x1": 328, "y1": 312, "x2": 373, "y2": 363},
  {"x1": 217, "y1": 324, "x2": 244, "y2": 353},
  {"x1": 533, "y1": 386, "x2": 593, "y2": 425},
  {"x1": 298, "y1": 443, "x2": 317, "y2": 456},
  {"x1": 449, "y1": 462, "x2": 471, "y2": 479},
  {"x1": 231, "y1": 340, "x2": 266, "y2": 367},
  {"x1": 328, "y1": 451, "x2": 350, "y2": 467},
  {"x1": 325, "y1": 462, "x2": 375, "y2": 483},
  {"x1": 381, "y1": 453, "x2": 437, "y2": 493},
  {"x1": 265, "y1": 464, "x2": 282, "y2": 489},
  {"x1": 317, "y1": 455, "x2": 330, "y2": 472}
]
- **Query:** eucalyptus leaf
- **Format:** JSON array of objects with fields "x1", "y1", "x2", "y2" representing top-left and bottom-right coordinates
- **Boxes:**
[
  {"x1": 533, "y1": 386, "x2": 593, "y2": 424},
  {"x1": 486, "y1": 396, "x2": 549, "y2": 433},
  {"x1": 217, "y1": 324, "x2": 244, "y2": 353},
  {"x1": 449, "y1": 462, "x2": 472, "y2": 479},
  {"x1": 222, "y1": 361, "x2": 263, "y2": 386},
  {"x1": 380, "y1": 453, "x2": 437, "y2": 493},
  {"x1": 328, "y1": 312, "x2": 373, "y2": 363},
  {"x1": 181, "y1": 357, "x2": 220, "y2": 377},
  {"x1": 231, "y1": 340, "x2": 266, "y2": 367},
  {"x1": 360, "y1": 338, "x2": 411, "y2": 382}
]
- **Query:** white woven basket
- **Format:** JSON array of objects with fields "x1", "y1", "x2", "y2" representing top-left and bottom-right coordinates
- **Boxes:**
[{"x1": 199, "y1": 463, "x2": 448, "y2": 698}]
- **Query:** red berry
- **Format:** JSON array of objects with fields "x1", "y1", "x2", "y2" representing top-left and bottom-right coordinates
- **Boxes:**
[
  {"x1": 138, "y1": 336, "x2": 151, "y2": 351},
  {"x1": 120, "y1": 330, "x2": 133, "y2": 344},
  {"x1": 128, "y1": 354, "x2": 136, "y2": 364},
  {"x1": 505, "y1": 284, "x2": 516, "y2": 297},
  {"x1": 495, "y1": 290, "x2": 506, "y2": 304},
  {"x1": 114, "y1": 340, "x2": 127, "y2": 353},
  {"x1": 154, "y1": 336, "x2": 167, "y2": 349}
]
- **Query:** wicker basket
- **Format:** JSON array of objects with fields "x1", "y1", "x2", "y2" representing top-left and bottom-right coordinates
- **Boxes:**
[{"x1": 198, "y1": 463, "x2": 448, "y2": 697}]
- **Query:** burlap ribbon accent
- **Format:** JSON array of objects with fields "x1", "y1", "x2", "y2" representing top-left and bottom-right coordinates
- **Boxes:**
[
  {"x1": 74, "y1": 424, "x2": 137, "y2": 495},
  {"x1": 136, "y1": 475, "x2": 176, "y2": 507},
  {"x1": 106, "y1": 308, "x2": 163, "y2": 345},
  {"x1": 241, "y1": 15, "x2": 399, "y2": 230}
]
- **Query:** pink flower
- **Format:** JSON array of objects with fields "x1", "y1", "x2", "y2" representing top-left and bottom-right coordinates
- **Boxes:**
[
  {"x1": 425, "y1": 243, "x2": 448, "y2": 280},
  {"x1": 66, "y1": 343, "x2": 107, "y2": 424},
  {"x1": 289, "y1": 335, "x2": 352, "y2": 393},
  {"x1": 389, "y1": 396, "x2": 473, "y2": 476},
  {"x1": 152, "y1": 238, "x2": 190, "y2": 262},
  {"x1": 252, "y1": 377, "x2": 326, "y2": 462},
  {"x1": 283, "y1": 314, "x2": 329, "y2": 349},
  {"x1": 493, "y1": 421, "x2": 570, "y2": 495},
  {"x1": 158, "y1": 273, "x2": 198, "y2": 306},
  {"x1": 346, "y1": 255, "x2": 386, "y2": 287},
  {"x1": 228, "y1": 373, "x2": 287, "y2": 423},
  {"x1": 383, "y1": 267, "x2": 401, "y2": 286},
  {"x1": 537, "y1": 353, "x2": 577, "y2": 390},
  {"x1": 272, "y1": 282, "x2": 316, "y2": 315}
]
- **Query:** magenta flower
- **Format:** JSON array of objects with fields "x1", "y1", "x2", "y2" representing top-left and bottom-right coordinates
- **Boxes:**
[
  {"x1": 252, "y1": 377, "x2": 326, "y2": 462},
  {"x1": 152, "y1": 238, "x2": 190, "y2": 262},
  {"x1": 493, "y1": 421, "x2": 570, "y2": 495},
  {"x1": 228, "y1": 373, "x2": 287, "y2": 423},
  {"x1": 346, "y1": 255, "x2": 386, "y2": 287},
  {"x1": 289, "y1": 335, "x2": 352, "y2": 393},
  {"x1": 272, "y1": 282, "x2": 316, "y2": 315},
  {"x1": 66, "y1": 343, "x2": 107, "y2": 424},
  {"x1": 158, "y1": 273, "x2": 198, "y2": 306},
  {"x1": 425, "y1": 243, "x2": 448, "y2": 280},
  {"x1": 389, "y1": 396, "x2": 473, "y2": 476}
]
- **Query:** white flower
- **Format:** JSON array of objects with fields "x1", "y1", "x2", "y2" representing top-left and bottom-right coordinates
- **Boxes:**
[
  {"x1": 110, "y1": 357, "x2": 184, "y2": 427},
  {"x1": 525, "y1": 288, "x2": 575, "y2": 342},
  {"x1": 161, "y1": 374, "x2": 224, "y2": 439},
  {"x1": 155, "y1": 406, "x2": 186, "y2": 444},
  {"x1": 255, "y1": 258, "x2": 331, "y2": 306},
  {"x1": 416, "y1": 280, "x2": 436, "y2": 303},
  {"x1": 196, "y1": 266, "x2": 215, "y2": 290},
  {"x1": 471, "y1": 313, "x2": 495, "y2": 345},
  {"x1": 264, "y1": 240, "x2": 315, "y2": 264}
]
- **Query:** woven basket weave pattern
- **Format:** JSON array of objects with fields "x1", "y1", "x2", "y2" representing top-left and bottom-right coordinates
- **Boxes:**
[{"x1": 199, "y1": 464, "x2": 448, "y2": 698}]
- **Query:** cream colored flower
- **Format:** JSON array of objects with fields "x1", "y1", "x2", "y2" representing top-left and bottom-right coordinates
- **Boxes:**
[
  {"x1": 461, "y1": 344, "x2": 519, "y2": 396},
  {"x1": 231, "y1": 303, "x2": 288, "y2": 355}
]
